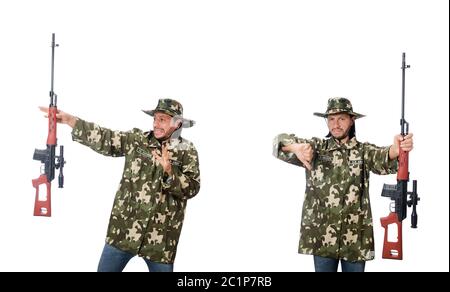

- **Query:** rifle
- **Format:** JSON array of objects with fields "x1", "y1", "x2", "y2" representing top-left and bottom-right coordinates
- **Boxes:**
[
  {"x1": 32, "y1": 33, "x2": 65, "y2": 217},
  {"x1": 380, "y1": 52, "x2": 420, "y2": 259}
]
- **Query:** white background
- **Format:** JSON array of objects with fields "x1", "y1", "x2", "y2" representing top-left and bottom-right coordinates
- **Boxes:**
[{"x1": 0, "y1": 0, "x2": 448, "y2": 272}]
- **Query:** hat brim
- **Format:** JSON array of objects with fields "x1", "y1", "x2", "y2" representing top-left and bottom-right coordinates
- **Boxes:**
[
  {"x1": 142, "y1": 110, "x2": 195, "y2": 128},
  {"x1": 313, "y1": 110, "x2": 365, "y2": 119}
]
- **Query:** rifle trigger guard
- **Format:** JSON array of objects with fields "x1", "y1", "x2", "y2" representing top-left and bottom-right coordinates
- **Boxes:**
[{"x1": 389, "y1": 201, "x2": 396, "y2": 213}]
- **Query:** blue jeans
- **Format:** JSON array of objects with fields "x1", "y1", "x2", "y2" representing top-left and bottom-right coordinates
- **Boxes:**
[
  {"x1": 97, "y1": 243, "x2": 174, "y2": 272},
  {"x1": 313, "y1": 255, "x2": 365, "y2": 272}
]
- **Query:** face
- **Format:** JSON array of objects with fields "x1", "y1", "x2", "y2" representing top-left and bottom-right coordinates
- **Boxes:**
[
  {"x1": 153, "y1": 112, "x2": 181, "y2": 140},
  {"x1": 327, "y1": 113, "x2": 355, "y2": 141}
]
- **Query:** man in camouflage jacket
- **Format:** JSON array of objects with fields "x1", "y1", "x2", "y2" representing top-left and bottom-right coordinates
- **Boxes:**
[
  {"x1": 40, "y1": 99, "x2": 200, "y2": 272},
  {"x1": 273, "y1": 97, "x2": 413, "y2": 272}
]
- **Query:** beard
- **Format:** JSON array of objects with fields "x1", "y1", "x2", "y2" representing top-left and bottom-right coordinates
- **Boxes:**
[
  {"x1": 331, "y1": 128, "x2": 350, "y2": 142},
  {"x1": 154, "y1": 126, "x2": 181, "y2": 141}
]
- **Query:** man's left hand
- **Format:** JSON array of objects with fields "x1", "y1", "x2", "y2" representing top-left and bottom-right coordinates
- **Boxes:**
[
  {"x1": 390, "y1": 133, "x2": 414, "y2": 159},
  {"x1": 152, "y1": 145, "x2": 173, "y2": 175}
]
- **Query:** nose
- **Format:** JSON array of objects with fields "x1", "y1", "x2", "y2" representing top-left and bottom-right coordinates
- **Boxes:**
[
  {"x1": 153, "y1": 118, "x2": 161, "y2": 127},
  {"x1": 328, "y1": 119, "x2": 337, "y2": 127}
]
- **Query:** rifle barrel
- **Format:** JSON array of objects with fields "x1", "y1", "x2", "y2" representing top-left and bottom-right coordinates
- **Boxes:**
[
  {"x1": 400, "y1": 52, "x2": 410, "y2": 136},
  {"x1": 50, "y1": 33, "x2": 57, "y2": 106}
]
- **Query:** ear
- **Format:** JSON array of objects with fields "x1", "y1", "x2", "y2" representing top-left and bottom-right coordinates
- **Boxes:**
[{"x1": 173, "y1": 118, "x2": 183, "y2": 128}]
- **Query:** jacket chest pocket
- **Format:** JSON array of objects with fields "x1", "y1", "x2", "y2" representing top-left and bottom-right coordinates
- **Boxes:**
[
  {"x1": 347, "y1": 149, "x2": 364, "y2": 177},
  {"x1": 348, "y1": 159, "x2": 364, "y2": 176},
  {"x1": 169, "y1": 157, "x2": 182, "y2": 169},
  {"x1": 316, "y1": 152, "x2": 334, "y2": 168},
  {"x1": 123, "y1": 156, "x2": 144, "y2": 179},
  {"x1": 309, "y1": 152, "x2": 333, "y2": 189}
]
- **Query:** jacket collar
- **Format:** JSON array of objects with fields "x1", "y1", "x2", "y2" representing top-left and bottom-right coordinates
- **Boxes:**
[
  {"x1": 326, "y1": 136, "x2": 359, "y2": 151},
  {"x1": 144, "y1": 131, "x2": 183, "y2": 149}
]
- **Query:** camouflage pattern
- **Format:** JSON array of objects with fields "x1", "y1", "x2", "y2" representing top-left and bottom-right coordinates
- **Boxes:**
[
  {"x1": 72, "y1": 119, "x2": 200, "y2": 263},
  {"x1": 142, "y1": 99, "x2": 195, "y2": 128},
  {"x1": 273, "y1": 134, "x2": 397, "y2": 261},
  {"x1": 313, "y1": 97, "x2": 365, "y2": 119}
]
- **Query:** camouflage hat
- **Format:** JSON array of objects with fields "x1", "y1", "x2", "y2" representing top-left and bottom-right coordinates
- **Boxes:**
[
  {"x1": 313, "y1": 97, "x2": 365, "y2": 119},
  {"x1": 143, "y1": 98, "x2": 195, "y2": 128}
]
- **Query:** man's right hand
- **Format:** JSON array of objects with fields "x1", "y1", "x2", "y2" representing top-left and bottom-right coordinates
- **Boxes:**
[
  {"x1": 39, "y1": 106, "x2": 78, "y2": 128},
  {"x1": 282, "y1": 143, "x2": 313, "y2": 170}
]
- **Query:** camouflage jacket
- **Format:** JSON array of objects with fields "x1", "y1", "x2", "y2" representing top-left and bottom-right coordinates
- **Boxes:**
[
  {"x1": 72, "y1": 119, "x2": 200, "y2": 263},
  {"x1": 273, "y1": 134, "x2": 397, "y2": 262}
]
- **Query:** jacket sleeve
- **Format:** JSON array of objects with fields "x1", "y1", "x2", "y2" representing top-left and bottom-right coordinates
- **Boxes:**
[
  {"x1": 272, "y1": 133, "x2": 317, "y2": 168},
  {"x1": 161, "y1": 142, "x2": 200, "y2": 200},
  {"x1": 363, "y1": 142, "x2": 398, "y2": 175},
  {"x1": 71, "y1": 118, "x2": 134, "y2": 157}
]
